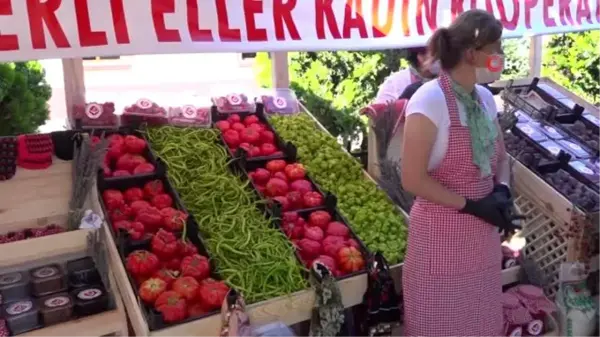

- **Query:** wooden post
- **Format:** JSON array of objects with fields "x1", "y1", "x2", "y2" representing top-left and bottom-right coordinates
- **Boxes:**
[
  {"x1": 528, "y1": 36, "x2": 543, "y2": 77},
  {"x1": 270, "y1": 52, "x2": 290, "y2": 88},
  {"x1": 61, "y1": 58, "x2": 86, "y2": 128}
]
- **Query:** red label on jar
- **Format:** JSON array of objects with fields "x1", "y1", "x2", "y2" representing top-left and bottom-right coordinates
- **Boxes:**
[
  {"x1": 527, "y1": 319, "x2": 543, "y2": 336},
  {"x1": 0, "y1": 273, "x2": 21, "y2": 285},
  {"x1": 136, "y1": 99, "x2": 153, "y2": 110},
  {"x1": 33, "y1": 267, "x2": 57, "y2": 278},
  {"x1": 226, "y1": 94, "x2": 242, "y2": 106},
  {"x1": 78, "y1": 288, "x2": 102, "y2": 300},
  {"x1": 272, "y1": 96, "x2": 288, "y2": 109},
  {"x1": 44, "y1": 296, "x2": 70, "y2": 308},
  {"x1": 85, "y1": 103, "x2": 103, "y2": 119},
  {"x1": 6, "y1": 301, "x2": 32, "y2": 315},
  {"x1": 181, "y1": 105, "x2": 197, "y2": 119}
]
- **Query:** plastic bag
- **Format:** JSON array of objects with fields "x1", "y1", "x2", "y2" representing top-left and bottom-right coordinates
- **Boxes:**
[{"x1": 555, "y1": 262, "x2": 598, "y2": 336}]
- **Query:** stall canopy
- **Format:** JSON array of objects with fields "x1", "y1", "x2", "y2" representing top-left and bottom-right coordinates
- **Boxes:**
[{"x1": 0, "y1": 0, "x2": 598, "y2": 62}]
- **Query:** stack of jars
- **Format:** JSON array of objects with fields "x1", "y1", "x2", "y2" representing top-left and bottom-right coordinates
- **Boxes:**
[{"x1": 502, "y1": 285, "x2": 557, "y2": 336}]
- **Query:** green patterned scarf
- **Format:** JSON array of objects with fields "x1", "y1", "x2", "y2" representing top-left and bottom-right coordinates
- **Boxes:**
[{"x1": 451, "y1": 81, "x2": 498, "y2": 177}]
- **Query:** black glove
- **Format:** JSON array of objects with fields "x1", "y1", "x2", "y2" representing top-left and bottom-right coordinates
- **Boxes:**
[
  {"x1": 461, "y1": 193, "x2": 513, "y2": 230},
  {"x1": 492, "y1": 184, "x2": 525, "y2": 236}
]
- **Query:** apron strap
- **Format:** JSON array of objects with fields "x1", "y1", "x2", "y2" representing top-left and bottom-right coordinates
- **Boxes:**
[{"x1": 438, "y1": 72, "x2": 462, "y2": 127}]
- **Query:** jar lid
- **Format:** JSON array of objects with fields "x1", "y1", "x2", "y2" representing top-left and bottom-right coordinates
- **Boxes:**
[
  {"x1": 502, "y1": 293, "x2": 521, "y2": 308},
  {"x1": 3, "y1": 300, "x2": 36, "y2": 317},
  {"x1": 31, "y1": 265, "x2": 60, "y2": 279},
  {"x1": 0, "y1": 272, "x2": 29, "y2": 290},
  {"x1": 517, "y1": 285, "x2": 545, "y2": 299}
]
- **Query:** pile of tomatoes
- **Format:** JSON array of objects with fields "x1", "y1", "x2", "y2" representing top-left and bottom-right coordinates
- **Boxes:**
[
  {"x1": 94, "y1": 133, "x2": 155, "y2": 178},
  {"x1": 103, "y1": 179, "x2": 229, "y2": 324},
  {"x1": 215, "y1": 114, "x2": 283, "y2": 158},
  {"x1": 126, "y1": 247, "x2": 228, "y2": 324}
]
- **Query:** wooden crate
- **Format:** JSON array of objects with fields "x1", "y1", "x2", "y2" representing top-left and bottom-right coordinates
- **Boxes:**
[
  {"x1": 0, "y1": 158, "x2": 128, "y2": 336},
  {"x1": 0, "y1": 158, "x2": 72, "y2": 232}
]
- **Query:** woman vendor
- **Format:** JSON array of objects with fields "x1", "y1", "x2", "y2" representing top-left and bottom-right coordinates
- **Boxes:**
[
  {"x1": 400, "y1": 9, "x2": 519, "y2": 336},
  {"x1": 374, "y1": 47, "x2": 439, "y2": 103}
]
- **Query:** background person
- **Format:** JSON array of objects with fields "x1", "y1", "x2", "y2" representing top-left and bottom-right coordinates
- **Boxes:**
[{"x1": 400, "y1": 9, "x2": 517, "y2": 336}]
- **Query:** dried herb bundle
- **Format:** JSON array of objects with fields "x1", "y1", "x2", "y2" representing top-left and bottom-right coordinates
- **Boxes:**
[
  {"x1": 377, "y1": 159, "x2": 414, "y2": 212},
  {"x1": 87, "y1": 229, "x2": 115, "y2": 309},
  {"x1": 67, "y1": 131, "x2": 108, "y2": 231},
  {"x1": 372, "y1": 101, "x2": 415, "y2": 211},
  {"x1": 372, "y1": 101, "x2": 398, "y2": 160},
  {"x1": 309, "y1": 265, "x2": 345, "y2": 337}
]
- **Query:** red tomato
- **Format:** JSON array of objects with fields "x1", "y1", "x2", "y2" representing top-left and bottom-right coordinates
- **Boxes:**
[
  {"x1": 133, "y1": 163, "x2": 155, "y2": 174},
  {"x1": 155, "y1": 291, "x2": 187, "y2": 323},
  {"x1": 143, "y1": 180, "x2": 164, "y2": 199},
  {"x1": 126, "y1": 250, "x2": 160, "y2": 277},
  {"x1": 130, "y1": 200, "x2": 152, "y2": 216},
  {"x1": 180, "y1": 255, "x2": 210, "y2": 281},
  {"x1": 151, "y1": 229, "x2": 178, "y2": 260},
  {"x1": 172, "y1": 276, "x2": 199, "y2": 302},
  {"x1": 124, "y1": 187, "x2": 144, "y2": 204},
  {"x1": 153, "y1": 269, "x2": 180, "y2": 287},
  {"x1": 303, "y1": 192, "x2": 324, "y2": 208},
  {"x1": 337, "y1": 247, "x2": 365, "y2": 273},
  {"x1": 197, "y1": 278, "x2": 229, "y2": 311},
  {"x1": 124, "y1": 135, "x2": 147, "y2": 154},
  {"x1": 151, "y1": 193, "x2": 173, "y2": 209},
  {"x1": 284, "y1": 163, "x2": 306, "y2": 181},
  {"x1": 102, "y1": 190, "x2": 124, "y2": 210},
  {"x1": 243, "y1": 115, "x2": 259, "y2": 126},
  {"x1": 265, "y1": 160, "x2": 286, "y2": 173},
  {"x1": 139, "y1": 278, "x2": 167, "y2": 304}
]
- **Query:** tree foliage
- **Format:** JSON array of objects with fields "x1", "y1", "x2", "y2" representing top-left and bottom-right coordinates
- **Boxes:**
[
  {"x1": 0, "y1": 61, "x2": 52, "y2": 136},
  {"x1": 254, "y1": 47, "x2": 527, "y2": 145},
  {"x1": 543, "y1": 31, "x2": 599, "y2": 104}
]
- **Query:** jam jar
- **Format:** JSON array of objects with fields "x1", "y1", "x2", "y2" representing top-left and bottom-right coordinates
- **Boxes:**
[
  {"x1": 0, "y1": 272, "x2": 30, "y2": 303},
  {"x1": 512, "y1": 285, "x2": 557, "y2": 336},
  {"x1": 71, "y1": 285, "x2": 108, "y2": 316},
  {"x1": 502, "y1": 292, "x2": 532, "y2": 337},
  {"x1": 39, "y1": 292, "x2": 74, "y2": 325},
  {"x1": 67, "y1": 257, "x2": 100, "y2": 288},
  {"x1": 30, "y1": 264, "x2": 67, "y2": 297},
  {"x1": 2, "y1": 299, "x2": 41, "y2": 335}
]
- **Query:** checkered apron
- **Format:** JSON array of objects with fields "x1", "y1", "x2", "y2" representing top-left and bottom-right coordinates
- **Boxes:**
[{"x1": 402, "y1": 72, "x2": 503, "y2": 336}]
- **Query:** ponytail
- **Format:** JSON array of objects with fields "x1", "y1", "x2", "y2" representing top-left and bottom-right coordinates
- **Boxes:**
[{"x1": 428, "y1": 28, "x2": 461, "y2": 70}]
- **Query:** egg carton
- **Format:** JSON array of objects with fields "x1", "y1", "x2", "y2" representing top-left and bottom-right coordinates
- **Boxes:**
[{"x1": 513, "y1": 193, "x2": 593, "y2": 299}]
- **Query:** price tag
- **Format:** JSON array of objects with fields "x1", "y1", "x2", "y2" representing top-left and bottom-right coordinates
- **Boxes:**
[
  {"x1": 548, "y1": 146, "x2": 561, "y2": 156},
  {"x1": 227, "y1": 94, "x2": 242, "y2": 106},
  {"x1": 85, "y1": 103, "x2": 103, "y2": 119},
  {"x1": 136, "y1": 98, "x2": 153, "y2": 110},
  {"x1": 571, "y1": 161, "x2": 594, "y2": 175},
  {"x1": 568, "y1": 142, "x2": 582, "y2": 151},
  {"x1": 182, "y1": 105, "x2": 197, "y2": 119},
  {"x1": 272, "y1": 96, "x2": 288, "y2": 109}
]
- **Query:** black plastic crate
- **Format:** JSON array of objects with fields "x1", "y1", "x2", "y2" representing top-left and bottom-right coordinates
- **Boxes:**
[
  {"x1": 211, "y1": 103, "x2": 295, "y2": 162},
  {"x1": 511, "y1": 125, "x2": 574, "y2": 162},
  {"x1": 504, "y1": 129, "x2": 561, "y2": 169},
  {"x1": 551, "y1": 113, "x2": 600, "y2": 158},
  {"x1": 231, "y1": 154, "x2": 336, "y2": 215},
  {"x1": 535, "y1": 163, "x2": 600, "y2": 213},
  {"x1": 114, "y1": 215, "x2": 225, "y2": 331},
  {"x1": 91, "y1": 127, "x2": 163, "y2": 183},
  {"x1": 272, "y1": 203, "x2": 369, "y2": 280},
  {"x1": 97, "y1": 171, "x2": 187, "y2": 249}
]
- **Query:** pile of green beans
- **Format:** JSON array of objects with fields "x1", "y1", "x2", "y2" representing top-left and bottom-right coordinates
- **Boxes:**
[{"x1": 145, "y1": 126, "x2": 307, "y2": 303}]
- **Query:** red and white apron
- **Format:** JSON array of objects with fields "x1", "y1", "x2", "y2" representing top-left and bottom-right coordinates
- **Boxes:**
[{"x1": 401, "y1": 72, "x2": 503, "y2": 336}]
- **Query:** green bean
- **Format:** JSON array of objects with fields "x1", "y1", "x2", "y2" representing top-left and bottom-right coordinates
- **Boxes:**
[{"x1": 144, "y1": 126, "x2": 307, "y2": 303}]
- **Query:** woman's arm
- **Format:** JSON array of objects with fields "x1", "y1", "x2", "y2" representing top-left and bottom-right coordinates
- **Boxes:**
[
  {"x1": 494, "y1": 120, "x2": 511, "y2": 186},
  {"x1": 401, "y1": 114, "x2": 467, "y2": 210}
]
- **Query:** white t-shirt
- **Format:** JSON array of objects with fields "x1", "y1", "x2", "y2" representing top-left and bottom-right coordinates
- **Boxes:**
[
  {"x1": 374, "y1": 69, "x2": 414, "y2": 103},
  {"x1": 401, "y1": 80, "x2": 499, "y2": 171}
]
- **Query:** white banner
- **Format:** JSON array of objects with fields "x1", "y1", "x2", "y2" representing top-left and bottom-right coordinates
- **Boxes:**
[{"x1": 0, "y1": 0, "x2": 598, "y2": 62}]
